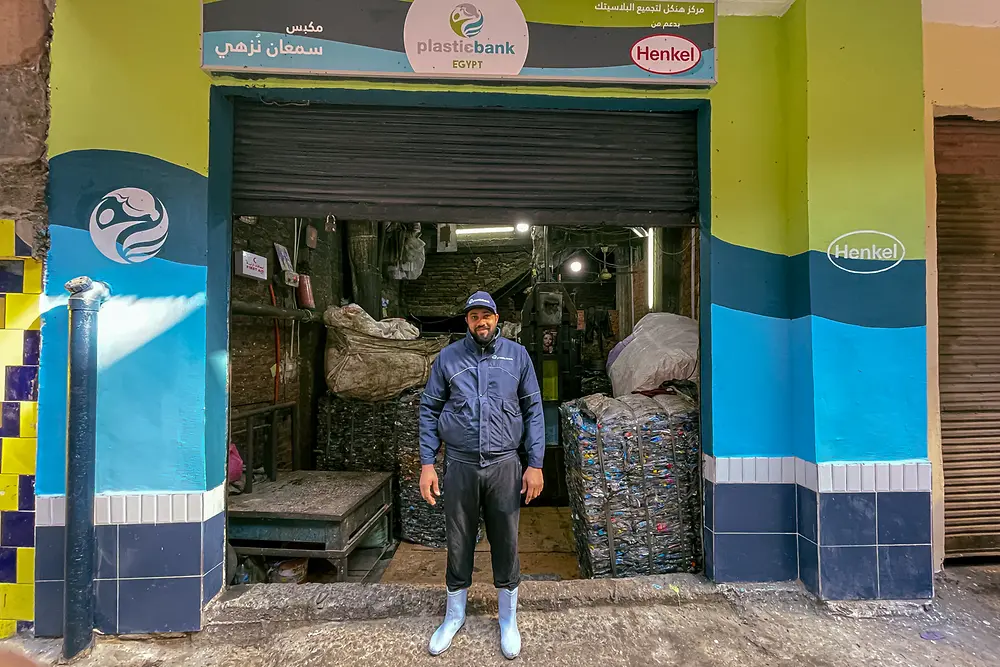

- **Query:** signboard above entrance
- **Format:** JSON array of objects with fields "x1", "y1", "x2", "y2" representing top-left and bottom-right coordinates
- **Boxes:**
[{"x1": 202, "y1": 0, "x2": 717, "y2": 87}]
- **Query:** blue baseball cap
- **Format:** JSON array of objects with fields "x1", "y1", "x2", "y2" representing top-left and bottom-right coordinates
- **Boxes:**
[{"x1": 464, "y1": 291, "x2": 497, "y2": 314}]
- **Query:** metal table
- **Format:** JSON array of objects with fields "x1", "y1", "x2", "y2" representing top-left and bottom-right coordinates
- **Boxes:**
[{"x1": 227, "y1": 470, "x2": 393, "y2": 581}]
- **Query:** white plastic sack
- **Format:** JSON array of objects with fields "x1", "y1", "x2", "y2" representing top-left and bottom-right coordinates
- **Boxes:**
[
  {"x1": 323, "y1": 304, "x2": 419, "y2": 340},
  {"x1": 608, "y1": 312, "x2": 699, "y2": 397}
]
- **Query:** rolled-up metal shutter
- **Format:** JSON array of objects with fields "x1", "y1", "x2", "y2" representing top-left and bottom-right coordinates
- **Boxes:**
[
  {"x1": 231, "y1": 100, "x2": 698, "y2": 227},
  {"x1": 936, "y1": 117, "x2": 1000, "y2": 558}
]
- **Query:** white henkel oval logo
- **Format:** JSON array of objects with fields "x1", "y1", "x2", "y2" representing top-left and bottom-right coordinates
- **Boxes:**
[
  {"x1": 630, "y1": 35, "x2": 701, "y2": 75},
  {"x1": 89, "y1": 187, "x2": 169, "y2": 264},
  {"x1": 827, "y1": 230, "x2": 906, "y2": 275}
]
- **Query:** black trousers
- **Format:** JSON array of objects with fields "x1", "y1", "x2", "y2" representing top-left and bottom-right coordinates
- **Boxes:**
[{"x1": 443, "y1": 456, "x2": 521, "y2": 591}]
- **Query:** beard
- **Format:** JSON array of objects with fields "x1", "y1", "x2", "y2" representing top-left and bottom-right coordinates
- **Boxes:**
[{"x1": 470, "y1": 321, "x2": 498, "y2": 346}]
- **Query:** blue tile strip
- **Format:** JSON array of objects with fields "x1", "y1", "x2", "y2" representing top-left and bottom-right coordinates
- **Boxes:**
[{"x1": 36, "y1": 516, "x2": 216, "y2": 635}]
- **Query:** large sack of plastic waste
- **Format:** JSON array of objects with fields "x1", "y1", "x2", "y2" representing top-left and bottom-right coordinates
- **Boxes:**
[
  {"x1": 561, "y1": 391, "x2": 701, "y2": 578},
  {"x1": 607, "y1": 312, "x2": 699, "y2": 397},
  {"x1": 323, "y1": 304, "x2": 447, "y2": 401}
]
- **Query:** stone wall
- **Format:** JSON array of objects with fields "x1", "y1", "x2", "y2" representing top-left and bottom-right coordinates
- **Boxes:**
[{"x1": 0, "y1": 0, "x2": 51, "y2": 256}]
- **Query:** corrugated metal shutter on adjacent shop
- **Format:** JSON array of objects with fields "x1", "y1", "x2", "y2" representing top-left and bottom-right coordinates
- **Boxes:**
[
  {"x1": 935, "y1": 117, "x2": 1000, "y2": 558},
  {"x1": 231, "y1": 100, "x2": 699, "y2": 226}
]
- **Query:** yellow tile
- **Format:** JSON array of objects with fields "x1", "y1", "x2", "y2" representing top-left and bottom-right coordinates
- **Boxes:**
[
  {"x1": 0, "y1": 619, "x2": 14, "y2": 638},
  {"x1": 0, "y1": 221, "x2": 15, "y2": 259},
  {"x1": 22, "y1": 259, "x2": 41, "y2": 294},
  {"x1": 0, "y1": 474, "x2": 19, "y2": 511},
  {"x1": 0, "y1": 297, "x2": 5, "y2": 324},
  {"x1": 0, "y1": 330, "x2": 23, "y2": 367},
  {"x1": 16, "y1": 549, "x2": 33, "y2": 584},
  {"x1": 3, "y1": 294, "x2": 39, "y2": 331},
  {"x1": 1, "y1": 439, "x2": 35, "y2": 475},
  {"x1": 0, "y1": 583, "x2": 34, "y2": 621},
  {"x1": 19, "y1": 403, "x2": 36, "y2": 438}
]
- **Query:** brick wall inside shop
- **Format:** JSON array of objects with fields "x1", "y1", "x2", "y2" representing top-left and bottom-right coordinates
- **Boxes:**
[
  {"x1": 404, "y1": 247, "x2": 531, "y2": 318},
  {"x1": 230, "y1": 216, "x2": 341, "y2": 471}
]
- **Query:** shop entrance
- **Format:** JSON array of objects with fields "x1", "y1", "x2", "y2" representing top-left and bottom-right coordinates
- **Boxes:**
[{"x1": 221, "y1": 98, "x2": 704, "y2": 587}]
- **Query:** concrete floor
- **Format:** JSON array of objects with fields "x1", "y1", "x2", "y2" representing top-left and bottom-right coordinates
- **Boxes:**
[
  {"x1": 381, "y1": 507, "x2": 580, "y2": 584},
  {"x1": 6, "y1": 564, "x2": 1000, "y2": 667}
]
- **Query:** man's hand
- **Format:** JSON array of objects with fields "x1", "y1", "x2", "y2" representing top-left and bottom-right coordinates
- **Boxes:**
[
  {"x1": 420, "y1": 464, "x2": 441, "y2": 506},
  {"x1": 521, "y1": 466, "x2": 544, "y2": 504}
]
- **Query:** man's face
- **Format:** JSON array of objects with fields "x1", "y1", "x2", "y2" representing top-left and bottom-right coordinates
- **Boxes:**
[{"x1": 466, "y1": 307, "x2": 498, "y2": 345}]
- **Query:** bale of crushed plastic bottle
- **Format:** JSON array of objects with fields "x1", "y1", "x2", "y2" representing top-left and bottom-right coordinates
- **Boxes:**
[{"x1": 561, "y1": 391, "x2": 702, "y2": 578}]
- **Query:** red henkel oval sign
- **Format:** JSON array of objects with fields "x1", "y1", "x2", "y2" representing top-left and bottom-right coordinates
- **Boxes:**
[{"x1": 630, "y1": 35, "x2": 702, "y2": 75}]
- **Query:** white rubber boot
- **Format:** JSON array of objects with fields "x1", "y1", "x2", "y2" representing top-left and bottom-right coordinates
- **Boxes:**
[
  {"x1": 428, "y1": 588, "x2": 467, "y2": 656},
  {"x1": 498, "y1": 587, "x2": 521, "y2": 659}
]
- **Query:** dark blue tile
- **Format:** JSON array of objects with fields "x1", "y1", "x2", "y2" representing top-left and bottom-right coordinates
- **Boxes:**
[
  {"x1": 0, "y1": 546, "x2": 16, "y2": 583},
  {"x1": 118, "y1": 577, "x2": 202, "y2": 634},
  {"x1": 203, "y1": 512, "x2": 225, "y2": 572},
  {"x1": 1, "y1": 510, "x2": 34, "y2": 547},
  {"x1": 34, "y1": 581, "x2": 64, "y2": 637},
  {"x1": 819, "y1": 493, "x2": 876, "y2": 546},
  {"x1": 703, "y1": 481, "x2": 714, "y2": 531},
  {"x1": 35, "y1": 525, "x2": 65, "y2": 580},
  {"x1": 820, "y1": 546, "x2": 878, "y2": 600},
  {"x1": 96, "y1": 525, "x2": 118, "y2": 579},
  {"x1": 18, "y1": 475, "x2": 34, "y2": 511},
  {"x1": 95, "y1": 579, "x2": 118, "y2": 634},
  {"x1": 877, "y1": 493, "x2": 931, "y2": 546},
  {"x1": 715, "y1": 484, "x2": 796, "y2": 534},
  {"x1": 22, "y1": 331, "x2": 40, "y2": 366},
  {"x1": 0, "y1": 402, "x2": 19, "y2": 437},
  {"x1": 14, "y1": 236, "x2": 32, "y2": 258},
  {"x1": 204, "y1": 563, "x2": 224, "y2": 605},
  {"x1": 714, "y1": 532, "x2": 798, "y2": 582},
  {"x1": 0, "y1": 260, "x2": 24, "y2": 293},
  {"x1": 119, "y1": 522, "x2": 201, "y2": 578},
  {"x1": 703, "y1": 526, "x2": 715, "y2": 580},
  {"x1": 799, "y1": 535, "x2": 819, "y2": 596},
  {"x1": 879, "y1": 545, "x2": 933, "y2": 600},
  {"x1": 16, "y1": 621, "x2": 33, "y2": 634},
  {"x1": 4, "y1": 366, "x2": 38, "y2": 402},
  {"x1": 797, "y1": 486, "x2": 818, "y2": 543}
]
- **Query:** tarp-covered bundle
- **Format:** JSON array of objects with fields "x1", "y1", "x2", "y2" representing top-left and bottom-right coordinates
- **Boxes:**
[
  {"x1": 607, "y1": 312, "x2": 699, "y2": 397},
  {"x1": 315, "y1": 387, "x2": 454, "y2": 548},
  {"x1": 561, "y1": 392, "x2": 701, "y2": 578},
  {"x1": 323, "y1": 304, "x2": 448, "y2": 402}
]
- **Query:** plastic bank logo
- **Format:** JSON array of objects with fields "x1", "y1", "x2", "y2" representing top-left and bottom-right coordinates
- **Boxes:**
[
  {"x1": 89, "y1": 187, "x2": 169, "y2": 264},
  {"x1": 405, "y1": 0, "x2": 528, "y2": 76},
  {"x1": 450, "y1": 4, "x2": 484, "y2": 38},
  {"x1": 827, "y1": 230, "x2": 906, "y2": 275}
]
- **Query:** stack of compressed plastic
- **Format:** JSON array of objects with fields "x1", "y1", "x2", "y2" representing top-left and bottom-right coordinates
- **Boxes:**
[
  {"x1": 561, "y1": 392, "x2": 701, "y2": 578},
  {"x1": 316, "y1": 388, "x2": 479, "y2": 548},
  {"x1": 394, "y1": 389, "x2": 450, "y2": 548}
]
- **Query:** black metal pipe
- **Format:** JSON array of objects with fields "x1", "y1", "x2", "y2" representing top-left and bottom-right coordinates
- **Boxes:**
[
  {"x1": 63, "y1": 276, "x2": 109, "y2": 661},
  {"x1": 231, "y1": 299, "x2": 315, "y2": 322}
]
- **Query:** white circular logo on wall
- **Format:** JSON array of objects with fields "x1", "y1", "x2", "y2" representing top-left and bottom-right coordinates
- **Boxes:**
[
  {"x1": 404, "y1": 0, "x2": 529, "y2": 77},
  {"x1": 89, "y1": 187, "x2": 169, "y2": 264}
]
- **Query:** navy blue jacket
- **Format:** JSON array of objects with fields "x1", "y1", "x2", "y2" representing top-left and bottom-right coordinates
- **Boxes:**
[{"x1": 419, "y1": 332, "x2": 545, "y2": 469}]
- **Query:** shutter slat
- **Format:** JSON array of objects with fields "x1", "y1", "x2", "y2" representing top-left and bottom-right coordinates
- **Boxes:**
[
  {"x1": 936, "y1": 117, "x2": 1000, "y2": 557},
  {"x1": 231, "y1": 101, "x2": 700, "y2": 226}
]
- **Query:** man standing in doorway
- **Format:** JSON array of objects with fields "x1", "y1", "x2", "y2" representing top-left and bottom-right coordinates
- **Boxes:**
[{"x1": 419, "y1": 291, "x2": 545, "y2": 660}]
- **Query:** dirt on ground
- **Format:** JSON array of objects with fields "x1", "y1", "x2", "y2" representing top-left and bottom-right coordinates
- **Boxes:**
[{"x1": 6, "y1": 565, "x2": 1000, "y2": 667}]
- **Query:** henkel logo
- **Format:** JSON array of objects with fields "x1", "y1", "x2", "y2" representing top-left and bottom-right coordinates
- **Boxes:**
[
  {"x1": 405, "y1": 0, "x2": 528, "y2": 76},
  {"x1": 827, "y1": 230, "x2": 907, "y2": 275},
  {"x1": 631, "y1": 35, "x2": 702, "y2": 75}
]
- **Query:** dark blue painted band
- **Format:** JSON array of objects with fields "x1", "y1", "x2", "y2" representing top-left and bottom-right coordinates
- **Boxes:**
[
  {"x1": 710, "y1": 238, "x2": 925, "y2": 328},
  {"x1": 49, "y1": 150, "x2": 208, "y2": 267}
]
